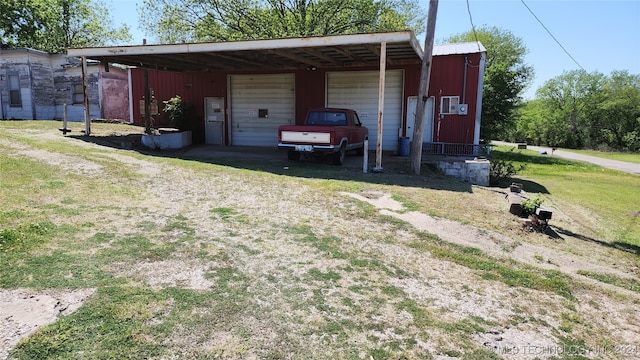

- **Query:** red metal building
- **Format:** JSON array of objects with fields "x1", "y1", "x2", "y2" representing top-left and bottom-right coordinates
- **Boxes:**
[{"x1": 69, "y1": 32, "x2": 485, "y2": 154}]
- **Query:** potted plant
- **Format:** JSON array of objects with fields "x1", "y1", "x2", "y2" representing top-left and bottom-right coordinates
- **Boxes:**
[{"x1": 521, "y1": 194, "x2": 543, "y2": 217}]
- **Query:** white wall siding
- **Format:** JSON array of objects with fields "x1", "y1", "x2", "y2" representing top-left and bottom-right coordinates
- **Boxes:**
[
  {"x1": 229, "y1": 73, "x2": 295, "y2": 146},
  {"x1": 326, "y1": 70, "x2": 403, "y2": 151}
]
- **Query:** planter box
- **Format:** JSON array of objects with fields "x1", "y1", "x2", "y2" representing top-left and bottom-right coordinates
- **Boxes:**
[{"x1": 142, "y1": 129, "x2": 192, "y2": 150}]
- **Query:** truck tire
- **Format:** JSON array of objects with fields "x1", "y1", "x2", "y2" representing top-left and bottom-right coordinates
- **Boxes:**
[
  {"x1": 287, "y1": 150, "x2": 301, "y2": 161},
  {"x1": 333, "y1": 144, "x2": 346, "y2": 165}
]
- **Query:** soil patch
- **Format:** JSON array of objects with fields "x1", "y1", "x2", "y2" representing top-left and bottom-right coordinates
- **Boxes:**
[{"x1": 0, "y1": 288, "x2": 95, "y2": 359}]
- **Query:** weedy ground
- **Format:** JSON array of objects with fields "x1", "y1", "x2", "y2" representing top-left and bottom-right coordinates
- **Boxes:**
[{"x1": 0, "y1": 121, "x2": 638, "y2": 359}]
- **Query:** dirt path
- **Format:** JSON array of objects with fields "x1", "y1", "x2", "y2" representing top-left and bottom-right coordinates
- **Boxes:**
[{"x1": 344, "y1": 191, "x2": 639, "y2": 298}]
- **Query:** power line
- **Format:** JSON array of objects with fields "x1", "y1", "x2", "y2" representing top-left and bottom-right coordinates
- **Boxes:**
[
  {"x1": 466, "y1": 0, "x2": 482, "y2": 53},
  {"x1": 520, "y1": 0, "x2": 585, "y2": 71}
]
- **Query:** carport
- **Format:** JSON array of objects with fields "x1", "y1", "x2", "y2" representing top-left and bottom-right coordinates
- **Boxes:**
[{"x1": 67, "y1": 31, "x2": 425, "y2": 170}]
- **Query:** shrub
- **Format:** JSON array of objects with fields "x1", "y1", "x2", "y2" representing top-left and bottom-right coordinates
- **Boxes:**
[
  {"x1": 622, "y1": 131, "x2": 640, "y2": 152},
  {"x1": 163, "y1": 95, "x2": 187, "y2": 130},
  {"x1": 489, "y1": 159, "x2": 525, "y2": 185},
  {"x1": 521, "y1": 195, "x2": 543, "y2": 216}
]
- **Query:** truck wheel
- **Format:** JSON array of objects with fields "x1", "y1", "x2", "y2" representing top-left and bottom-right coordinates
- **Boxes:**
[
  {"x1": 333, "y1": 144, "x2": 346, "y2": 165},
  {"x1": 287, "y1": 150, "x2": 301, "y2": 161}
]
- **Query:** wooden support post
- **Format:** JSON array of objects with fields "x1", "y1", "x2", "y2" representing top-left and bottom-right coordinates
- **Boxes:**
[
  {"x1": 410, "y1": 0, "x2": 439, "y2": 174},
  {"x1": 81, "y1": 56, "x2": 91, "y2": 135},
  {"x1": 144, "y1": 67, "x2": 151, "y2": 134},
  {"x1": 373, "y1": 42, "x2": 386, "y2": 173}
]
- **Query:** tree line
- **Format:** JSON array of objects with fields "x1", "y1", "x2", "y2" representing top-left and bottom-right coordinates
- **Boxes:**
[{"x1": 513, "y1": 70, "x2": 640, "y2": 152}]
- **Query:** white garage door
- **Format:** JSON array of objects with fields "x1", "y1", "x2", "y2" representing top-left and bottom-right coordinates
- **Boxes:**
[
  {"x1": 230, "y1": 74, "x2": 295, "y2": 146},
  {"x1": 327, "y1": 70, "x2": 403, "y2": 151}
]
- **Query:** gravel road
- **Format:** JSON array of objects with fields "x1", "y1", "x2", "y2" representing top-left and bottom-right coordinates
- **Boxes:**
[{"x1": 491, "y1": 141, "x2": 640, "y2": 175}]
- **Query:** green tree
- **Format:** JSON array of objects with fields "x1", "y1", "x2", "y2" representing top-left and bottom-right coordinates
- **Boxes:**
[
  {"x1": 535, "y1": 70, "x2": 606, "y2": 148},
  {"x1": 597, "y1": 71, "x2": 640, "y2": 151},
  {"x1": 518, "y1": 70, "x2": 640, "y2": 151},
  {"x1": 446, "y1": 26, "x2": 534, "y2": 142},
  {"x1": 0, "y1": 0, "x2": 131, "y2": 53},
  {"x1": 138, "y1": 0, "x2": 425, "y2": 44}
]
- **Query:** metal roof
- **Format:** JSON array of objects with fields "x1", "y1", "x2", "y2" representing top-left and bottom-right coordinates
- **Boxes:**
[
  {"x1": 67, "y1": 31, "x2": 426, "y2": 72},
  {"x1": 432, "y1": 42, "x2": 486, "y2": 56}
]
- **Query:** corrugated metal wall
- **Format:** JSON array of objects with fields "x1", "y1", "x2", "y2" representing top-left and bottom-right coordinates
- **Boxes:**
[
  {"x1": 428, "y1": 53, "x2": 483, "y2": 144},
  {"x1": 130, "y1": 69, "x2": 227, "y2": 144}
]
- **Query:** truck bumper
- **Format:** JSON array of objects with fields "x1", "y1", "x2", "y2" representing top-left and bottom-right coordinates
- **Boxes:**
[{"x1": 278, "y1": 143, "x2": 337, "y2": 153}]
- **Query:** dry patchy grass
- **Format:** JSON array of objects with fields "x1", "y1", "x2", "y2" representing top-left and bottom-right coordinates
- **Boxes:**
[{"x1": 1, "y1": 122, "x2": 639, "y2": 360}]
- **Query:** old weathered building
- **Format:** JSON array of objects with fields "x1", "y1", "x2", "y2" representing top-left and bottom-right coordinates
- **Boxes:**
[{"x1": 0, "y1": 48, "x2": 129, "y2": 121}]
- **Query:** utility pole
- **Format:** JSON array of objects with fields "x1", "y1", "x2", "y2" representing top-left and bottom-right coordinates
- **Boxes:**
[
  {"x1": 410, "y1": 0, "x2": 439, "y2": 175},
  {"x1": 143, "y1": 39, "x2": 152, "y2": 134},
  {"x1": 373, "y1": 42, "x2": 387, "y2": 173}
]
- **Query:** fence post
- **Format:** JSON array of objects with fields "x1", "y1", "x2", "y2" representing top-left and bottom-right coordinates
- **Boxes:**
[{"x1": 363, "y1": 139, "x2": 368, "y2": 174}]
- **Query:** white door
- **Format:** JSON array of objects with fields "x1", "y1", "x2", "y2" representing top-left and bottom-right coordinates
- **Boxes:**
[
  {"x1": 326, "y1": 70, "x2": 403, "y2": 151},
  {"x1": 205, "y1": 97, "x2": 224, "y2": 145},
  {"x1": 229, "y1": 74, "x2": 295, "y2": 146},
  {"x1": 406, "y1": 96, "x2": 435, "y2": 143}
]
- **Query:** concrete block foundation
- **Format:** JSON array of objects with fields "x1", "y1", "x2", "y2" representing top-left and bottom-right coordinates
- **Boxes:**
[{"x1": 437, "y1": 158, "x2": 490, "y2": 186}]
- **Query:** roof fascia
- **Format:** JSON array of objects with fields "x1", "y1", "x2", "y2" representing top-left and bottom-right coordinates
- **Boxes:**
[{"x1": 67, "y1": 31, "x2": 419, "y2": 58}]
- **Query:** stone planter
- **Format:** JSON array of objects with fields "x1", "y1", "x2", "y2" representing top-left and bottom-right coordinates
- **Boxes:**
[
  {"x1": 141, "y1": 128, "x2": 192, "y2": 150},
  {"x1": 437, "y1": 158, "x2": 490, "y2": 186}
]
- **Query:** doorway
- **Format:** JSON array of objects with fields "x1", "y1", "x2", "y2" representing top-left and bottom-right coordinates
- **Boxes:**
[
  {"x1": 406, "y1": 96, "x2": 434, "y2": 143},
  {"x1": 205, "y1": 97, "x2": 225, "y2": 145}
]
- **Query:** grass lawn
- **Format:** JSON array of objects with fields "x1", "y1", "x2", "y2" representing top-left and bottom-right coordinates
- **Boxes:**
[
  {"x1": 490, "y1": 146, "x2": 640, "y2": 248},
  {"x1": 1, "y1": 121, "x2": 639, "y2": 359},
  {"x1": 560, "y1": 148, "x2": 640, "y2": 164}
]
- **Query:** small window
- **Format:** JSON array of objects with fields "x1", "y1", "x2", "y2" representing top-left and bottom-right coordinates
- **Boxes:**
[
  {"x1": 72, "y1": 84, "x2": 84, "y2": 104},
  {"x1": 8, "y1": 74, "x2": 21, "y2": 107},
  {"x1": 331, "y1": 112, "x2": 347, "y2": 126},
  {"x1": 440, "y1": 96, "x2": 459, "y2": 115},
  {"x1": 352, "y1": 112, "x2": 362, "y2": 126},
  {"x1": 307, "y1": 111, "x2": 347, "y2": 126}
]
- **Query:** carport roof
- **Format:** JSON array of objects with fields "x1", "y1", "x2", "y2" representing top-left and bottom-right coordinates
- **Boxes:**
[{"x1": 67, "y1": 31, "x2": 424, "y2": 72}]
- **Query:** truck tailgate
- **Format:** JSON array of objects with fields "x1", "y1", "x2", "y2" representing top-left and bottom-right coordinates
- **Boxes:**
[{"x1": 281, "y1": 131, "x2": 331, "y2": 144}]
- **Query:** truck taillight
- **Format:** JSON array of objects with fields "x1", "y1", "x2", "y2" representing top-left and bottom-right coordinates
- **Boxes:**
[{"x1": 330, "y1": 132, "x2": 335, "y2": 144}]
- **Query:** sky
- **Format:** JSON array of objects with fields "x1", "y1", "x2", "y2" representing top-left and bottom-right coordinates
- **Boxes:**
[{"x1": 110, "y1": 0, "x2": 640, "y2": 100}]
